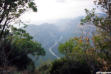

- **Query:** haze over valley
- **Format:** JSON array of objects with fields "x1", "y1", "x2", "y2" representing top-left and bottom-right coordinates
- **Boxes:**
[
  {"x1": 26, "y1": 16, "x2": 96, "y2": 66},
  {"x1": 23, "y1": 0, "x2": 104, "y2": 66}
]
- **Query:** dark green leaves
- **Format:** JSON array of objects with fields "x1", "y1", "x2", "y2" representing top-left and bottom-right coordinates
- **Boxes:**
[{"x1": 28, "y1": 2, "x2": 37, "y2": 12}]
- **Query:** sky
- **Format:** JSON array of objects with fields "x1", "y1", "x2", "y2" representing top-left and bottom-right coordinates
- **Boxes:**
[{"x1": 20, "y1": 0, "x2": 96, "y2": 25}]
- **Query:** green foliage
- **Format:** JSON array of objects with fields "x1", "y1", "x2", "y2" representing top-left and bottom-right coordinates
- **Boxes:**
[
  {"x1": 0, "y1": 0, "x2": 37, "y2": 38},
  {"x1": 81, "y1": 8, "x2": 111, "y2": 71},
  {"x1": 38, "y1": 57, "x2": 101, "y2": 74},
  {"x1": 59, "y1": 39, "x2": 75, "y2": 55},
  {"x1": 58, "y1": 37, "x2": 91, "y2": 56},
  {"x1": 10, "y1": 26, "x2": 45, "y2": 56},
  {"x1": 38, "y1": 61, "x2": 51, "y2": 74},
  {"x1": 28, "y1": 2, "x2": 37, "y2": 12},
  {"x1": 0, "y1": 0, "x2": 39, "y2": 73},
  {"x1": 0, "y1": 26, "x2": 45, "y2": 71},
  {"x1": 49, "y1": 58, "x2": 91, "y2": 74},
  {"x1": 81, "y1": 8, "x2": 95, "y2": 24}
]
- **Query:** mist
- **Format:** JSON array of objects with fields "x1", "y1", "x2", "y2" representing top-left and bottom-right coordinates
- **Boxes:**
[{"x1": 20, "y1": 0, "x2": 96, "y2": 25}]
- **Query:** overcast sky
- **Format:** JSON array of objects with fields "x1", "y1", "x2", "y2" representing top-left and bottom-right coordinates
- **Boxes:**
[{"x1": 20, "y1": 0, "x2": 96, "y2": 25}]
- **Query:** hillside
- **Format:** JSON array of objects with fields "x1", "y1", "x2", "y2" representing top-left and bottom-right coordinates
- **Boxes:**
[{"x1": 25, "y1": 16, "x2": 96, "y2": 66}]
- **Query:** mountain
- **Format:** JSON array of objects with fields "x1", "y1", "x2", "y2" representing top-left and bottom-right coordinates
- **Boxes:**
[{"x1": 25, "y1": 16, "x2": 96, "y2": 66}]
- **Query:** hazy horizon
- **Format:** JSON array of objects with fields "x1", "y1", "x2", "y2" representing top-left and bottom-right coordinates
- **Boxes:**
[{"x1": 20, "y1": 0, "x2": 97, "y2": 25}]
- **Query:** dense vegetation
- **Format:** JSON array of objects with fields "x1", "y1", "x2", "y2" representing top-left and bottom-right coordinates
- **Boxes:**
[
  {"x1": 0, "y1": 0, "x2": 111, "y2": 74},
  {"x1": 0, "y1": 0, "x2": 45, "y2": 73}
]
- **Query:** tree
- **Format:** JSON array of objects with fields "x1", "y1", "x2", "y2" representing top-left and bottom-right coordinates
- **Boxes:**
[
  {"x1": 58, "y1": 37, "x2": 89, "y2": 57},
  {"x1": 58, "y1": 37, "x2": 104, "y2": 73},
  {"x1": 80, "y1": 0, "x2": 111, "y2": 71},
  {"x1": 49, "y1": 58, "x2": 92, "y2": 74},
  {"x1": 0, "y1": 0, "x2": 45, "y2": 73},
  {"x1": 0, "y1": 26, "x2": 45, "y2": 71},
  {"x1": 0, "y1": 0, "x2": 37, "y2": 38}
]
